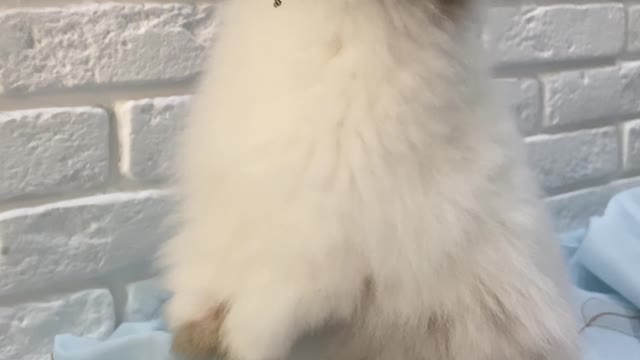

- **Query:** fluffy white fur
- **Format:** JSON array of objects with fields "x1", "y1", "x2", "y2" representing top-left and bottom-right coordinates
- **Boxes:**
[{"x1": 160, "y1": 0, "x2": 579, "y2": 359}]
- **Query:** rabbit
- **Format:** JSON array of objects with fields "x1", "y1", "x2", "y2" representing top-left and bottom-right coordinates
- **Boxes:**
[{"x1": 159, "y1": 0, "x2": 580, "y2": 359}]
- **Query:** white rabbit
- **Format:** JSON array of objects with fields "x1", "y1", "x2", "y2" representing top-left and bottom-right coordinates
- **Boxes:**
[{"x1": 160, "y1": 0, "x2": 579, "y2": 359}]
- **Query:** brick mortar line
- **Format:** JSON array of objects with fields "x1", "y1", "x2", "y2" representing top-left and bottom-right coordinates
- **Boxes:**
[
  {"x1": 0, "y1": 84, "x2": 195, "y2": 112},
  {"x1": 0, "y1": 182, "x2": 172, "y2": 214},
  {"x1": 546, "y1": 174, "x2": 640, "y2": 200},
  {"x1": 0, "y1": 0, "x2": 218, "y2": 10}
]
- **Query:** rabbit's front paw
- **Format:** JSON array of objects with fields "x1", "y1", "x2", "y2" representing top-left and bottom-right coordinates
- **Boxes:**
[
  {"x1": 169, "y1": 293, "x2": 298, "y2": 360},
  {"x1": 171, "y1": 302, "x2": 230, "y2": 360}
]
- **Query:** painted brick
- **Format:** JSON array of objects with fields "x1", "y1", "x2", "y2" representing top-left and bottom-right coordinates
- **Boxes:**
[
  {"x1": 115, "y1": 96, "x2": 190, "y2": 183},
  {"x1": 0, "y1": 107, "x2": 109, "y2": 201},
  {"x1": 627, "y1": 6, "x2": 640, "y2": 53},
  {"x1": 543, "y1": 63, "x2": 640, "y2": 128},
  {"x1": 0, "y1": 191, "x2": 174, "y2": 296},
  {"x1": 608, "y1": 177, "x2": 640, "y2": 195},
  {"x1": 622, "y1": 120, "x2": 640, "y2": 172},
  {"x1": 486, "y1": 5, "x2": 624, "y2": 66},
  {"x1": 0, "y1": 289, "x2": 114, "y2": 360},
  {"x1": 546, "y1": 186, "x2": 611, "y2": 233},
  {"x1": 495, "y1": 78, "x2": 541, "y2": 135},
  {"x1": 0, "y1": 3, "x2": 215, "y2": 94},
  {"x1": 546, "y1": 176, "x2": 640, "y2": 232},
  {"x1": 527, "y1": 127, "x2": 619, "y2": 192}
]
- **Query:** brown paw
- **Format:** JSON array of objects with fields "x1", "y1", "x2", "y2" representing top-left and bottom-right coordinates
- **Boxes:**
[{"x1": 171, "y1": 303, "x2": 230, "y2": 360}]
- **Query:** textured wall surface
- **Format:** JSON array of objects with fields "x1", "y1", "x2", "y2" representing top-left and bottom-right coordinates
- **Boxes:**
[{"x1": 0, "y1": 1, "x2": 637, "y2": 359}]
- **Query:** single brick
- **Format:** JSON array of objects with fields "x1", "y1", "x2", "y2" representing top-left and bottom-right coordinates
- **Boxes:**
[
  {"x1": 546, "y1": 176, "x2": 640, "y2": 232},
  {"x1": 543, "y1": 63, "x2": 640, "y2": 128},
  {"x1": 0, "y1": 107, "x2": 109, "y2": 201},
  {"x1": 486, "y1": 5, "x2": 624, "y2": 66},
  {"x1": 526, "y1": 127, "x2": 619, "y2": 192},
  {"x1": 0, "y1": 289, "x2": 114, "y2": 360},
  {"x1": 495, "y1": 78, "x2": 541, "y2": 135},
  {"x1": 115, "y1": 96, "x2": 190, "y2": 183},
  {"x1": 609, "y1": 177, "x2": 640, "y2": 194},
  {"x1": 0, "y1": 191, "x2": 174, "y2": 296},
  {"x1": 546, "y1": 186, "x2": 611, "y2": 232},
  {"x1": 622, "y1": 120, "x2": 640, "y2": 172},
  {"x1": 628, "y1": 6, "x2": 640, "y2": 52},
  {"x1": 0, "y1": 3, "x2": 215, "y2": 94},
  {"x1": 124, "y1": 277, "x2": 171, "y2": 322}
]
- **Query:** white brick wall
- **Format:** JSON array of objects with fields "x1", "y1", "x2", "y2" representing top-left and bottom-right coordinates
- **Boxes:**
[{"x1": 0, "y1": 1, "x2": 637, "y2": 359}]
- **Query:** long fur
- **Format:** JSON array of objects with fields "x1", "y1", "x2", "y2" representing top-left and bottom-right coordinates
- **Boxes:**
[{"x1": 160, "y1": 0, "x2": 579, "y2": 359}]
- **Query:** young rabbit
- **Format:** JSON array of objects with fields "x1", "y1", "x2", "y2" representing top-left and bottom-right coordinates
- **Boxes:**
[{"x1": 160, "y1": 0, "x2": 579, "y2": 359}]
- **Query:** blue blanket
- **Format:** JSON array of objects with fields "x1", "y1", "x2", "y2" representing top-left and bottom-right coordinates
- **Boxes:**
[{"x1": 54, "y1": 189, "x2": 640, "y2": 359}]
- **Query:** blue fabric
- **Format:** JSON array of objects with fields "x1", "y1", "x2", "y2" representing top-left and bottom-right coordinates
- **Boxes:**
[
  {"x1": 53, "y1": 189, "x2": 640, "y2": 360},
  {"x1": 564, "y1": 188, "x2": 640, "y2": 359},
  {"x1": 54, "y1": 320, "x2": 173, "y2": 360}
]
